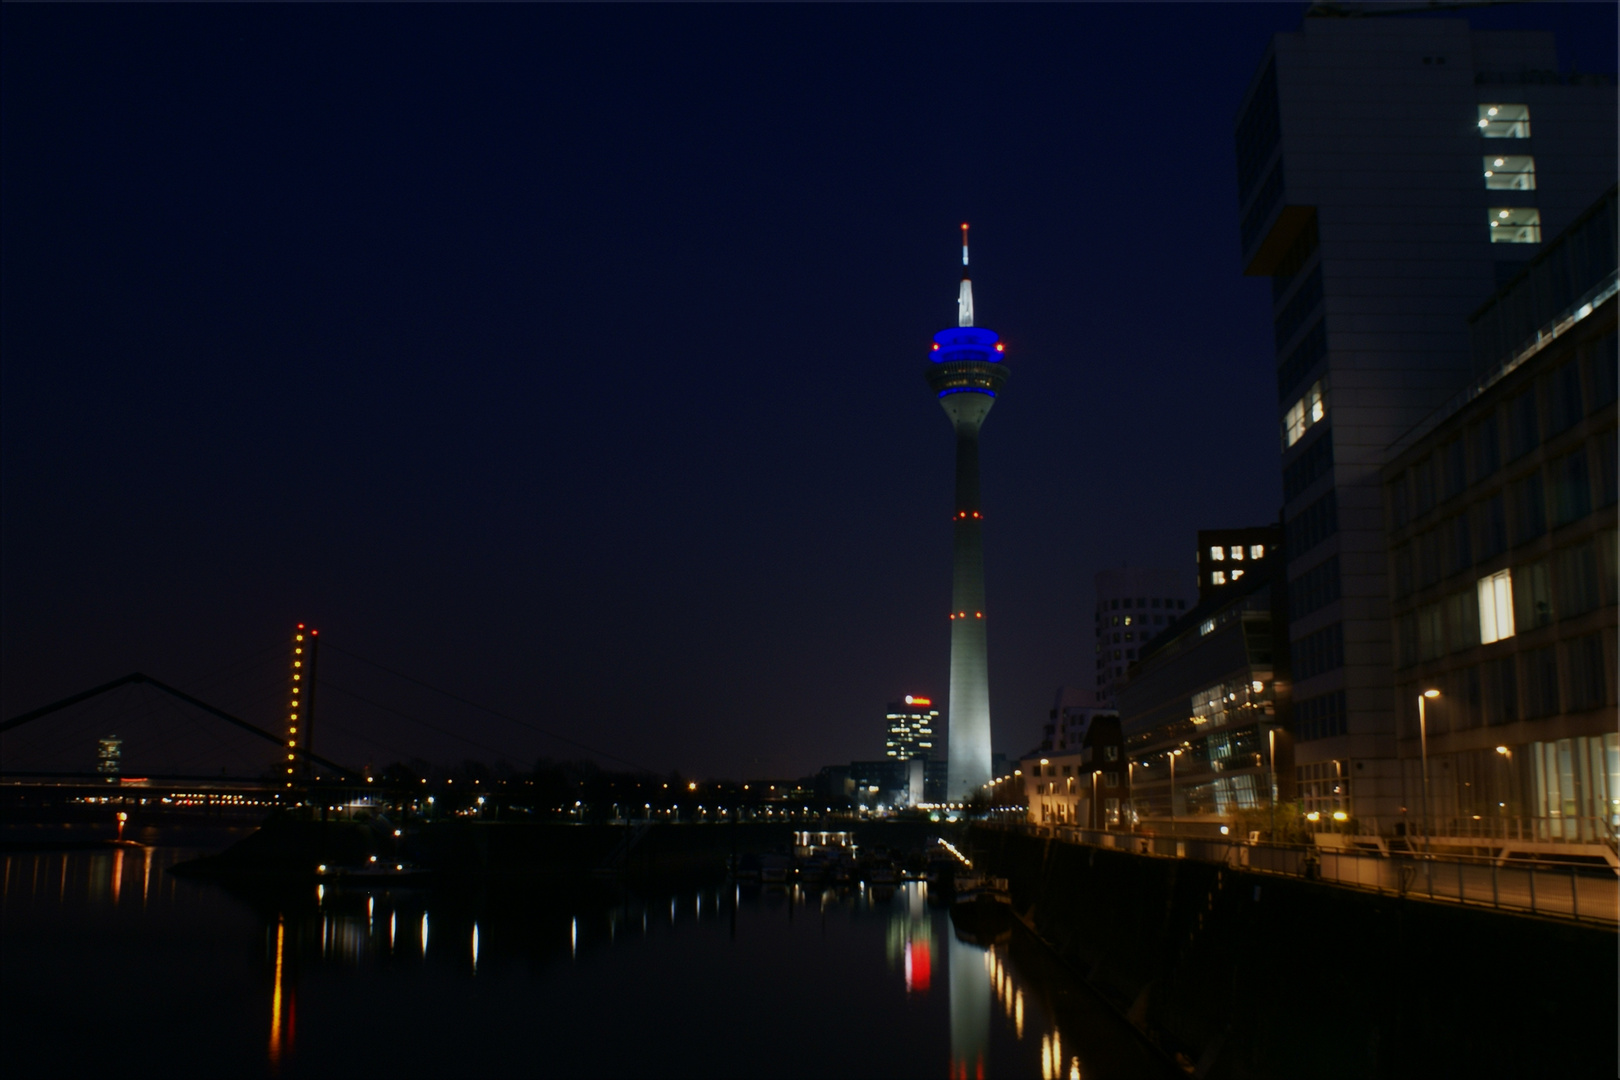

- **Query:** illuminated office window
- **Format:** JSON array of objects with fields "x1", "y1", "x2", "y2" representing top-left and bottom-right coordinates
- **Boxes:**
[
  {"x1": 1231, "y1": 568, "x2": 1245, "y2": 581},
  {"x1": 1482, "y1": 154, "x2": 1535, "y2": 190},
  {"x1": 1209, "y1": 547, "x2": 1225, "y2": 561},
  {"x1": 1250, "y1": 545, "x2": 1265, "y2": 559},
  {"x1": 1211, "y1": 571, "x2": 1227, "y2": 585},
  {"x1": 1283, "y1": 379, "x2": 1326, "y2": 447},
  {"x1": 1478, "y1": 104, "x2": 1530, "y2": 138},
  {"x1": 1230, "y1": 546, "x2": 1244, "y2": 561},
  {"x1": 1489, "y1": 207, "x2": 1541, "y2": 244},
  {"x1": 1477, "y1": 569, "x2": 1515, "y2": 644}
]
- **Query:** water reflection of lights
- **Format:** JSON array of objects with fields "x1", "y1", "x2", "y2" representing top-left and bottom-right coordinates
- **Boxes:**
[
  {"x1": 269, "y1": 917, "x2": 286, "y2": 1065},
  {"x1": 571, "y1": 917, "x2": 578, "y2": 958},
  {"x1": 886, "y1": 883, "x2": 935, "y2": 996},
  {"x1": 472, "y1": 923, "x2": 480, "y2": 972},
  {"x1": 421, "y1": 912, "x2": 429, "y2": 957}
]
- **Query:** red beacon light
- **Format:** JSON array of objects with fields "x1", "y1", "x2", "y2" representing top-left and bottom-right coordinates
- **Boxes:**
[
  {"x1": 994, "y1": 343, "x2": 1005, "y2": 352},
  {"x1": 931, "y1": 343, "x2": 940, "y2": 351}
]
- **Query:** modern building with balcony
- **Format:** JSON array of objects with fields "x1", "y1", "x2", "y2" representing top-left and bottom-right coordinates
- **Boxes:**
[
  {"x1": 1380, "y1": 186, "x2": 1616, "y2": 859},
  {"x1": 1118, "y1": 530, "x2": 1294, "y2": 833},
  {"x1": 1233, "y1": 15, "x2": 1616, "y2": 825}
]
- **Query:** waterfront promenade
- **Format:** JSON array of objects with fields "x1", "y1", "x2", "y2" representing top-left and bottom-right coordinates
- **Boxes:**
[{"x1": 993, "y1": 822, "x2": 1617, "y2": 925}]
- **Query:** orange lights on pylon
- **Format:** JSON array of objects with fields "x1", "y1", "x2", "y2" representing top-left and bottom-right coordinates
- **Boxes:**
[
  {"x1": 954, "y1": 511, "x2": 983, "y2": 520},
  {"x1": 285, "y1": 623, "x2": 319, "y2": 789}
]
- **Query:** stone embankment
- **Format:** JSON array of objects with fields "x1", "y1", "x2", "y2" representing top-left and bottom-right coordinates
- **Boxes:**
[{"x1": 971, "y1": 825, "x2": 1616, "y2": 1080}]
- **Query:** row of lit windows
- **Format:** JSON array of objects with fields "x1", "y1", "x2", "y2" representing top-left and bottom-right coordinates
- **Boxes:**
[{"x1": 1207, "y1": 544, "x2": 1266, "y2": 562}]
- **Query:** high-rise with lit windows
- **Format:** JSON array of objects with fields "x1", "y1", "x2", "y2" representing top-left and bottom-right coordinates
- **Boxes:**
[
  {"x1": 884, "y1": 696, "x2": 939, "y2": 761},
  {"x1": 926, "y1": 225, "x2": 1010, "y2": 803},
  {"x1": 1233, "y1": 16, "x2": 1615, "y2": 826}
]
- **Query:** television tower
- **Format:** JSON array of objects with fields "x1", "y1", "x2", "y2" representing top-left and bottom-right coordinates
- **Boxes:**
[{"x1": 926, "y1": 224, "x2": 1010, "y2": 804}]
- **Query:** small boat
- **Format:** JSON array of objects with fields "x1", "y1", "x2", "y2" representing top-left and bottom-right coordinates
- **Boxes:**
[{"x1": 949, "y1": 872, "x2": 1012, "y2": 944}]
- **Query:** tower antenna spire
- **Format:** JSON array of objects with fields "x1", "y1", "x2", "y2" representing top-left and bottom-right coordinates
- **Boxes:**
[{"x1": 957, "y1": 223, "x2": 974, "y2": 327}]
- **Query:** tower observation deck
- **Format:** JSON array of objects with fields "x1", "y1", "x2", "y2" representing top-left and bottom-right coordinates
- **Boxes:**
[{"x1": 925, "y1": 225, "x2": 1010, "y2": 804}]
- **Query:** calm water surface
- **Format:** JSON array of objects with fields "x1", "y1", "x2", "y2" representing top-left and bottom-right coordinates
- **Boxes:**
[{"x1": 0, "y1": 840, "x2": 1173, "y2": 1079}]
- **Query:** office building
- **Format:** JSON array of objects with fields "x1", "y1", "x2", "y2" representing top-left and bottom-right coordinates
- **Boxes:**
[
  {"x1": 926, "y1": 225, "x2": 1011, "y2": 802},
  {"x1": 1094, "y1": 567, "x2": 1194, "y2": 701},
  {"x1": 1195, "y1": 525, "x2": 1282, "y2": 600},
  {"x1": 1118, "y1": 530, "x2": 1292, "y2": 829},
  {"x1": 1233, "y1": 16, "x2": 1616, "y2": 823},
  {"x1": 1380, "y1": 187, "x2": 1615, "y2": 853},
  {"x1": 884, "y1": 695, "x2": 939, "y2": 761}
]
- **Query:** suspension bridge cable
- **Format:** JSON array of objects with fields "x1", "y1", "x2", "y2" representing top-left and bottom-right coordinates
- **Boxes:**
[
  {"x1": 318, "y1": 645, "x2": 655, "y2": 774},
  {"x1": 318, "y1": 680, "x2": 514, "y2": 761}
]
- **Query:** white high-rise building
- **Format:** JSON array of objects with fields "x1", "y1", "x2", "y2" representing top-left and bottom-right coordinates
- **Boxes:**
[{"x1": 1233, "y1": 15, "x2": 1616, "y2": 827}]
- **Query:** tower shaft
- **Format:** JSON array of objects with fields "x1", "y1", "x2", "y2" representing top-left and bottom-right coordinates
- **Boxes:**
[{"x1": 947, "y1": 429, "x2": 991, "y2": 803}]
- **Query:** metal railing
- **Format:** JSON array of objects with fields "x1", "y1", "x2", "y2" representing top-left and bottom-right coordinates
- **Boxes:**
[{"x1": 1000, "y1": 823, "x2": 1616, "y2": 925}]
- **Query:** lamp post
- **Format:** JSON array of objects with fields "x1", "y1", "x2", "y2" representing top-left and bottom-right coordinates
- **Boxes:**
[
  {"x1": 1267, "y1": 727, "x2": 1278, "y2": 841},
  {"x1": 1418, "y1": 689, "x2": 1440, "y2": 855},
  {"x1": 1495, "y1": 745, "x2": 1512, "y2": 834},
  {"x1": 1092, "y1": 770, "x2": 1101, "y2": 830},
  {"x1": 1168, "y1": 748, "x2": 1183, "y2": 827}
]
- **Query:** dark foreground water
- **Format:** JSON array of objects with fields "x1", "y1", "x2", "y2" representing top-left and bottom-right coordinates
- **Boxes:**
[{"x1": 0, "y1": 837, "x2": 1174, "y2": 1080}]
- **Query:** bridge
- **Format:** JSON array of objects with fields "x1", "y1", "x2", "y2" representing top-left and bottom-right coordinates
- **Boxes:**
[{"x1": 0, "y1": 623, "x2": 650, "y2": 817}]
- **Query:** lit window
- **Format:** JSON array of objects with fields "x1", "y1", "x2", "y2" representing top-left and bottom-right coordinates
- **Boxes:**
[
  {"x1": 1231, "y1": 546, "x2": 1244, "y2": 561},
  {"x1": 1283, "y1": 379, "x2": 1326, "y2": 447},
  {"x1": 1209, "y1": 546, "x2": 1225, "y2": 561},
  {"x1": 1478, "y1": 569, "x2": 1515, "y2": 644},
  {"x1": 1199, "y1": 619, "x2": 1216, "y2": 636},
  {"x1": 1211, "y1": 571, "x2": 1227, "y2": 585},
  {"x1": 1230, "y1": 568, "x2": 1245, "y2": 581},
  {"x1": 1482, "y1": 155, "x2": 1535, "y2": 191},
  {"x1": 1123, "y1": 615, "x2": 1133, "y2": 625},
  {"x1": 1478, "y1": 104, "x2": 1530, "y2": 138},
  {"x1": 1250, "y1": 545, "x2": 1265, "y2": 559},
  {"x1": 1489, "y1": 207, "x2": 1540, "y2": 244}
]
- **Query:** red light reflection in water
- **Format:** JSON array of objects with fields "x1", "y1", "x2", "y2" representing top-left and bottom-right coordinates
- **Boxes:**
[{"x1": 904, "y1": 938, "x2": 931, "y2": 993}]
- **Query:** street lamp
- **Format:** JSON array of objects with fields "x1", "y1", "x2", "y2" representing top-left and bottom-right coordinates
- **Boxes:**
[
  {"x1": 1168, "y1": 748, "x2": 1183, "y2": 826},
  {"x1": 1092, "y1": 770, "x2": 1101, "y2": 831},
  {"x1": 1418, "y1": 689, "x2": 1440, "y2": 854},
  {"x1": 1267, "y1": 727, "x2": 1278, "y2": 841}
]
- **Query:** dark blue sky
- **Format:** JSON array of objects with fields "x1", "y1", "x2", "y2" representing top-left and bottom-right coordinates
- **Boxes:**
[{"x1": 3, "y1": 4, "x2": 1614, "y2": 780}]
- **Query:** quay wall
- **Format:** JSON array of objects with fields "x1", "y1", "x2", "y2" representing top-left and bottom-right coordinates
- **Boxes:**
[{"x1": 971, "y1": 826, "x2": 1616, "y2": 1080}]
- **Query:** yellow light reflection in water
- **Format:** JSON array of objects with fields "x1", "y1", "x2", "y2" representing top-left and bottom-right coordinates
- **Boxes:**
[
  {"x1": 389, "y1": 910, "x2": 396, "y2": 951},
  {"x1": 421, "y1": 912, "x2": 429, "y2": 957},
  {"x1": 1070, "y1": 1056, "x2": 1082, "y2": 1080},
  {"x1": 1015, "y1": 990, "x2": 1024, "y2": 1039},
  {"x1": 472, "y1": 923, "x2": 480, "y2": 972},
  {"x1": 110, "y1": 848, "x2": 123, "y2": 906},
  {"x1": 141, "y1": 848, "x2": 152, "y2": 908},
  {"x1": 269, "y1": 918, "x2": 285, "y2": 1065},
  {"x1": 1041, "y1": 1033, "x2": 1052, "y2": 1080},
  {"x1": 1052, "y1": 1030, "x2": 1062, "y2": 1073},
  {"x1": 571, "y1": 917, "x2": 578, "y2": 958}
]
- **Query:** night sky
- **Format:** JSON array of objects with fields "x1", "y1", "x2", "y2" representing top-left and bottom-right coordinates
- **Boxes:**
[{"x1": 3, "y1": 4, "x2": 1614, "y2": 781}]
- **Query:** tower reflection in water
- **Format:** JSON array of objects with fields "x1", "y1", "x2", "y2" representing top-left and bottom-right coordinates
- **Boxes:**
[{"x1": 884, "y1": 880, "x2": 935, "y2": 993}]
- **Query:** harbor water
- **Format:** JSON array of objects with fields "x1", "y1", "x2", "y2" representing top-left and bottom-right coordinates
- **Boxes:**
[{"x1": 0, "y1": 836, "x2": 1175, "y2": 1079}]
